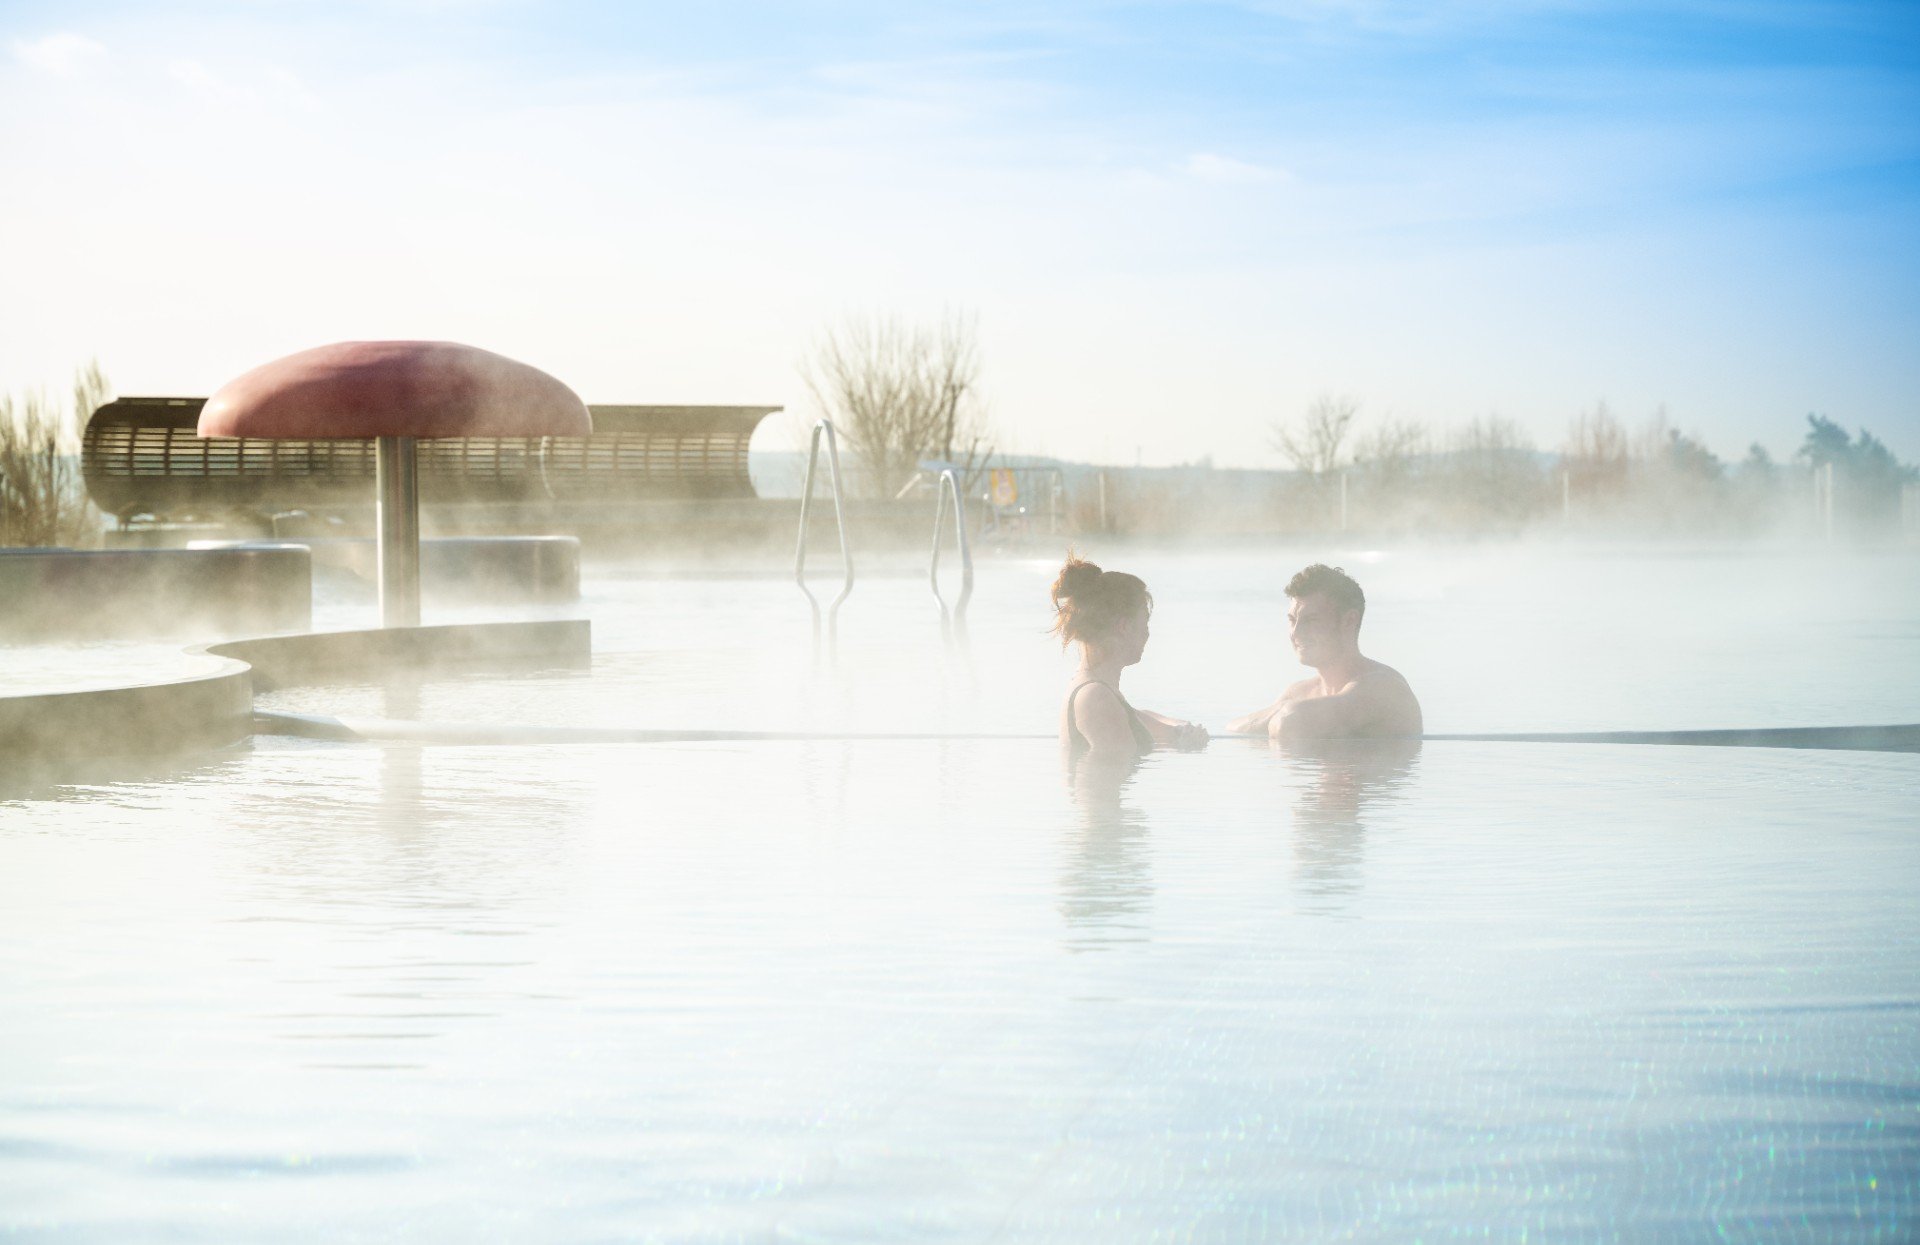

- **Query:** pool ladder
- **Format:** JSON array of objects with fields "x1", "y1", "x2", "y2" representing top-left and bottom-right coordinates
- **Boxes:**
[
  {"x1": 928, "y1": 468, "x2": 973, "y2": 642},
  {"x1": 794, "y1": 423, "x2": 975, "y2": 647},
  {"x1": 795, "y1": 420, "x2": 856, "y2": 648}
]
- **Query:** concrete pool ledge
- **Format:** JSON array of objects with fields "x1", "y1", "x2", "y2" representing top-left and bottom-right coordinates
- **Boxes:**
[
  {"x1": 246, "y1": 716, "x2": 1920, "y2": 752},
  {"x1": 203, "y1": 618, "x2": 590, "y2": 692},
  {"x1": 1, "y1": 619, "x2": 591, "y2": 782},
  {"x1": 0, "y1": 653, "x2": 255, "y2": 774},
  {"x1": 1426, "y1": 724, "x2": 1920, "y2": 753}
]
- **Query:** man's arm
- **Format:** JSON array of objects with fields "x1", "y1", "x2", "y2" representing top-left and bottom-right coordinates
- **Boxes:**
[
  {"x1": 1270, "y1": 676, "x2": 1400, "y2": 741},
  {"x1": 1230, "y1": 678, "x2": 1316, "y2": 735},
  {"x1": 1227, "y1": 698, "x2": 1285, "y2": 736}
]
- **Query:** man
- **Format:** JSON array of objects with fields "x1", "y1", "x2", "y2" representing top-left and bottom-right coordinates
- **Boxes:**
[{"x1": 1228, "y1": 563, "x2": 1422, "y2": 741}]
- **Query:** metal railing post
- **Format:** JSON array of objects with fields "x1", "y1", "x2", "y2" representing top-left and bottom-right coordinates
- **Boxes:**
[{"x1": 794, "y1": 420, "x2": 855, "y2": 647}]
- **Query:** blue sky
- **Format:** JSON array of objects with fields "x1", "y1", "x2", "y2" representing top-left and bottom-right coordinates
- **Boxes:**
[{"x1": 3, "y1": 0, "x2": 1916, "y2": 465}]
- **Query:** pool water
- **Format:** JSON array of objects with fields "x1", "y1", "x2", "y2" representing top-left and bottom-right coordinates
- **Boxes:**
[{"x1": 4, "y1": 544, "x2": 1917, "y2": 1241}]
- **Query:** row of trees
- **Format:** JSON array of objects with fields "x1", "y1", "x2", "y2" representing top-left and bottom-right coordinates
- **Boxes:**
[
  {"x1": 801, "y1": 314, "x2": 1914, "y2": 540},
  {"x1": 5, "y1": 329, "x2": 1907, "y2": 546},
  {"x1": 1267, "y1": 394, "x2": 1917, "y2": 537}
]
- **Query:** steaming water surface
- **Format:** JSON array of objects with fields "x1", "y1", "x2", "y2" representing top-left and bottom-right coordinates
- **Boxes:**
[
  {"x1": 281, "y1": 543, "x2": 1920, "y2": 734},
  {"x1": 4, "y1": 545, "x2": 1917, "y2": 1241}
]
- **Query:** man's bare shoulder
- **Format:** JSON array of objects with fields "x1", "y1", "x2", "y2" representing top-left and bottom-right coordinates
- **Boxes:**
[
  {"x1": 1280, "y1": 675, "x2": 1324, "y2": 702},
  {"x1": 1354, "y1": 659, "x2": 1422, "y2": 730},
  {"x1": 1355, "y1": 658, "x2": 1414, "y2": 692}
]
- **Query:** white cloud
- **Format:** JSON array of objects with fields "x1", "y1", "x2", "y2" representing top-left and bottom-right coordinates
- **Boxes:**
[
  {"x1": 1183, "y1": 152, "x2": 1289, "y2": 186},
  {"x1": 159, "y1": 54, "x2": 319, "y2": 110},
  {"x1": 8, "y1": 32, "x2": 107, "y2": 77},
  {"x1": 167, "y1": 57, "x2": 222, "y2": 96}
]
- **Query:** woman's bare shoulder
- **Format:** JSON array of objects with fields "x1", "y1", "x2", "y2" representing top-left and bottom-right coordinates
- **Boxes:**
[
  {"x1": 1067, "y1": 680, "x2": 1137, "y2": 748},
  {"x1": 1069, "y1": 679, "x2": 1126, "y2": 708}
]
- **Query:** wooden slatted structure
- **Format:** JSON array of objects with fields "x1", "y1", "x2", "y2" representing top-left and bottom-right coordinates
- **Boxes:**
[{"x1": 84, "y1": 397, "x2": 778, "y2": 519}]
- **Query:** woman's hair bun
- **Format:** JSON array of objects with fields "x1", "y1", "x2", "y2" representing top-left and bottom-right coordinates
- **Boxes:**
[
  {"x1": 1056, "y1": 557, "x2": 1103, "y2": 599},
  {"x1": 1049, "y1": 553, "x2": 1150, "y2": 648}
]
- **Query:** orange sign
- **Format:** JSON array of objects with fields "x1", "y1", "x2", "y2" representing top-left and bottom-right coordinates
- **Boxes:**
[{"x1": 990, "y1": 468, "x2": 1018, "y2": 507}]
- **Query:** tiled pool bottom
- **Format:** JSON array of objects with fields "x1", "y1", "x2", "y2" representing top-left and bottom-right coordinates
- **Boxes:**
[{"x1": 4, "y1": 737, "x2": 1916, "y2": 1242}]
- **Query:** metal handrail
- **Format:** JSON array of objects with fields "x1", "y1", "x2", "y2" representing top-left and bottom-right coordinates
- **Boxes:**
[
  {"x1": 794, "y1": 420, "x2": 855, "y2": 645},
  {"x1": 929, "y1": 468, "x2": 973, "y2": 640}
]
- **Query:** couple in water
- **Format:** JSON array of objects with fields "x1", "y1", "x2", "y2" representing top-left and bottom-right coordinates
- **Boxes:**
[{"x1": 1052, "y1": 557, "x2": 1422, "y2": 756}]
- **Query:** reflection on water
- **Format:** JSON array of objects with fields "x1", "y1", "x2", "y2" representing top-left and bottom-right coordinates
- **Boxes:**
[
  {"x1": 0, "y1": 744, "x2": 250, "y2": 803},
  {"x1": 382, "y1": 677, "x2": 425, "y2": 838},
  {"x1": 210, "y1": 715, "x2": 598, "y2": 1077},
  {"x1": 1281, "y1": 737, "x2": 1421, "y2": 912},
  {"x1": 1059, "y1": 752, "x2": 1154, "y2": 950},
  {"x1": 2, "y1": 737, "x2": 1916, "y2": 1240}
]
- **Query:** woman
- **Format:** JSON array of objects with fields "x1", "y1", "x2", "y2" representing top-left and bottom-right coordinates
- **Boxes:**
[{"x1": 1052, "y1": 556, "x2": 1208, "y2": 755}]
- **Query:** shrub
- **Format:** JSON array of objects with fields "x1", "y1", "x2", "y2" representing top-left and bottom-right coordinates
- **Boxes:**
[{"x1": 0, "y1": 362, "x2": 109, "y2": 547}]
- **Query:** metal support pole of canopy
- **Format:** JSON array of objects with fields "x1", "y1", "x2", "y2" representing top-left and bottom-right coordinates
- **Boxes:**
[{"x1": 375, "y1": 434, "x2": 421, "y2": 628}]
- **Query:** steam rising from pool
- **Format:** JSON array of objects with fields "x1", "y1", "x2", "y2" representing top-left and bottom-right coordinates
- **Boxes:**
[{"x1": 237, "y1": 542, "x2": 1919, "y2": 739}]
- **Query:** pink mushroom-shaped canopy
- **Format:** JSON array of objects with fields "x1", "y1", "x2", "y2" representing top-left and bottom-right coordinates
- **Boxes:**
[{"x1": 198, "y1": 341, "x2": 591, "y2": 440}]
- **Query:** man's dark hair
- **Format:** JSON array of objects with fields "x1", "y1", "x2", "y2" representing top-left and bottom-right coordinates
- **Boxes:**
[{"x1": 1285, "y1": 563, "x2": 1365, "y2": 624}]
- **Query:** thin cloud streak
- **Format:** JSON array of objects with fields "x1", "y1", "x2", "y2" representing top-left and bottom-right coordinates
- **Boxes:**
[{"x1": 9, "y1": 30, "x2": 106, "y2": 76}]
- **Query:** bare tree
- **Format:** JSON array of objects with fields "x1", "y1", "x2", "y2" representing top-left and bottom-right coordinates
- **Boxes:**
[
  {"x1": 1561, "y1": 400, "x2": 1628, "y2": 497},
  {"x1": 1632, "y1": 405, "x2": 1722, "y2": 482},
  {"x1": 1446, "y1": 414, "x2": 1544, "y2": 523},
  {"x1": 1347, "y1": 415, "x2": 1429, "y2": 526},
  {"x1": 1352, "y1": 415, "x2": 1428, "y2": 478},
  {"x1": 1, "y1": 361, "x2": 109, "y2": 547},
  {"x1": 1270, "y1": 393, "x2": 1358, "y2": 476},
  {"x1": 800, "y1": 312, "x2": 991, "y2": 498}
]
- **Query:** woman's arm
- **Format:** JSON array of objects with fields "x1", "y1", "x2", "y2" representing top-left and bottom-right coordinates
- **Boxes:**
[{"x1": 1136, "y1": 708, "x2": 1210, "y2": 749}]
